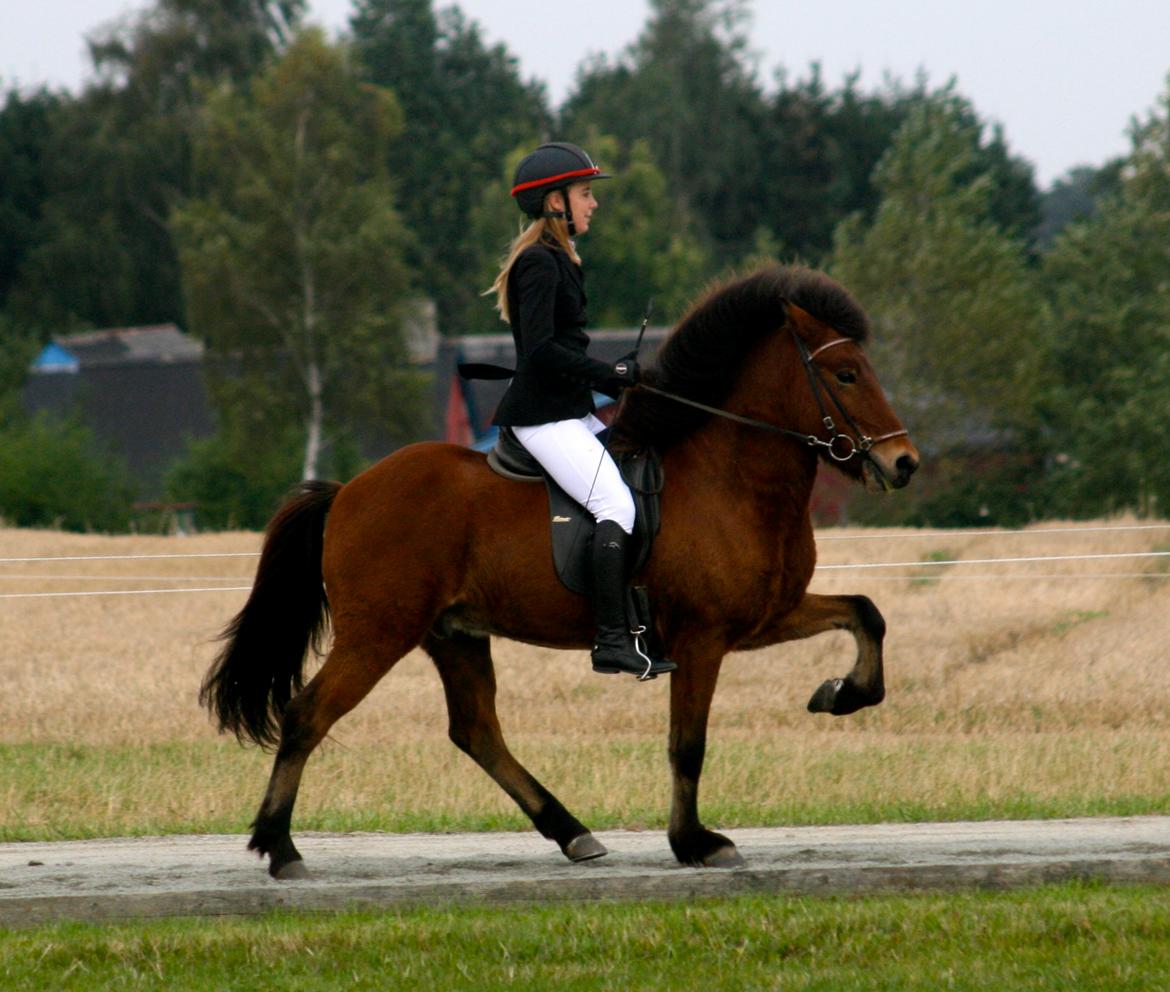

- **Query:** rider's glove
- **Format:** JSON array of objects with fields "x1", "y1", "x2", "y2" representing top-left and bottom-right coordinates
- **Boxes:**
[{"x1": 608, "y1": 358, "x2": 640, "y2": 389}]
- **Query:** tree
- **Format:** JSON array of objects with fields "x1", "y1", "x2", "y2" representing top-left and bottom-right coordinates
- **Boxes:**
[
  {"x1": 350, "y1": 0, "x2": 550, "y2": 334},
  {"x1": 1039, "y1": 79, "x2": 1170, "y2": 517},
  {"x1": 830, "y1": 89, "x2": 1044, "y2": 525},
  {"x1": 173, "y1": 29, "x2": 424, "y2": 481},
  {"x1": 464, "y1": 135, "x2": 712, "y2": 335},
  {"x1": 562, "y1": 0, "x2": 769, "y2": 261},
  {"x1": 9, "y1": 0, "x2": 304, "y2": 330},
  {"x1": 569, "y1": 136, "x2": 712, "y2": 326},
  {"x1": 0, "y1": 87, "x2": 59, "y2": 316},
  {"x1": 1035, "y1": 161, "x2": 1125, "y2": 248}
]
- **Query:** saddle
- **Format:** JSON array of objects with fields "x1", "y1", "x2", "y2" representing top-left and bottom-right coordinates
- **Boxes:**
[{"x1": 487, "y1": 427, "x2": 664, "y2": 640}]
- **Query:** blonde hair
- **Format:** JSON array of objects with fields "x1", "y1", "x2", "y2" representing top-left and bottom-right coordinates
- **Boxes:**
[{"x1": 486, "y1": 191, "x2": 581, "y2": 324}]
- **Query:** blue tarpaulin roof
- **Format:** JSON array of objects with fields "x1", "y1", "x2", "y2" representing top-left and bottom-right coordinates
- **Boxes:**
[{"x1": 31, "y1": 342, "x2": 80, "y2": 373}]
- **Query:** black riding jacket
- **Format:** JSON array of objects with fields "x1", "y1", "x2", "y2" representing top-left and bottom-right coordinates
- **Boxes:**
[{"x1": 492, "y1": 243, "x2": 618, "y2": 427}]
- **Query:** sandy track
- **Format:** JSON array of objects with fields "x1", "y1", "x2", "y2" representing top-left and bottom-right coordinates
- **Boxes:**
[{"x1": 3, "y1": 817, "x2": 1169, "y2": 927}]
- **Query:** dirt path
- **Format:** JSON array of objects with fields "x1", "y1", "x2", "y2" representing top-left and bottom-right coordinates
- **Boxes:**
[{"x1": 3, "y1": 817, "x2": 1169, "y2": 928}]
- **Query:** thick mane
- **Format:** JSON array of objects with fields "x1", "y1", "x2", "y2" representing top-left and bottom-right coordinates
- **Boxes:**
[{"x1": 613, "y1": 264, "x2": 870, "y2": 450}]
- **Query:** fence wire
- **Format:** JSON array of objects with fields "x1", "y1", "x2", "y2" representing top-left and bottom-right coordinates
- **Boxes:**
[{"x1": 2, "y1": 523, "x2": 1168, "y2": 601}]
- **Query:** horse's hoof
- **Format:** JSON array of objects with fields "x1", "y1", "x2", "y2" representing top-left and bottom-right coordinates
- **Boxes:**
[
  {"x1": 672, "y1": 829, "x2": 743, "y2": 868},
  {"x1": 565, "y1": 833, "x2": 609, "y2": 862},
  {"x1": 702, "y1": 844, "x2": 746, "y2": 869},
  {"x1": 272, "y1": 858, "x2": 310, "y2": 880},
  {"x1": 808, "y1": 678, "x2": 881, "y2": 715},
  {"x1": 807, "y1": 678, "x2": 846, "y2": 713}
]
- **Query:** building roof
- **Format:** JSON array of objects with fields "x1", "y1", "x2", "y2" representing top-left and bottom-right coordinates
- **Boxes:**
[{"x1": 31, "y1": 324, "x2": 203, "y2": 373}]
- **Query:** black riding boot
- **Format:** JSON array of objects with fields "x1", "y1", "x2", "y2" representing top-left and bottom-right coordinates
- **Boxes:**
[{"x1": 590, "y1": 520, "x2": 676, "y2": 679}]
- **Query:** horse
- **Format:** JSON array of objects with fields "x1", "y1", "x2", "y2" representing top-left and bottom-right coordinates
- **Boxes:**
[{"x1": 201, "y1": 263, "x2": 920, "y2": 878}]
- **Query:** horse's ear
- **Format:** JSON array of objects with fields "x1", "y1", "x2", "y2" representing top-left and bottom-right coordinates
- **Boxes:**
[{"x1": 780, "y1": 298, "x2": 816, "y2": 333}]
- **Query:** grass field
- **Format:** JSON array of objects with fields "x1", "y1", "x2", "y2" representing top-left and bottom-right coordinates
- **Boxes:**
[
  {"x1": 2, "y1": 518, "x2": 1170, "y2": 839},
  {"x1": 3, "y1": 885, "x2": 1170, "y2": 990},
  {"x1": 5, "y1": 519, "x2": 1170, "y2": 988}
]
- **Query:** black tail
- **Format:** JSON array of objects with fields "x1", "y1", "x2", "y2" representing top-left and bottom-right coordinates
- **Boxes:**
[{"x1": 200, "y1": 480, "x2": 342, "y2": 749}]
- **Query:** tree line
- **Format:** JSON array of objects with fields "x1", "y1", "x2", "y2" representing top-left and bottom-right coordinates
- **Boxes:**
[{"x1": 0, "y1": 0, "x2": 1165, "y2": 530}]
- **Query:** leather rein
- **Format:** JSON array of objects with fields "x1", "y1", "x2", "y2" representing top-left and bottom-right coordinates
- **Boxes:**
[{"x1": 635, "y1": 328, "x2": 908, "y2": 463}]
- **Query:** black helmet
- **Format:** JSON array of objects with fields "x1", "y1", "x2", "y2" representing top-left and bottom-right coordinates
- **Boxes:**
[{"x1": 511, "y1": 142, "x2": 611, "y2": 228}]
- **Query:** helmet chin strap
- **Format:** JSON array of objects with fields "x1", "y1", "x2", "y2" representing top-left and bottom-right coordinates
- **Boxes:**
[{"x1": 542, "y1": 187, "x2": 575, "y2": 235}]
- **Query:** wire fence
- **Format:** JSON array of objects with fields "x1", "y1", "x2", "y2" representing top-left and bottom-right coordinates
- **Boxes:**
[{"x1": 1, "y1": 522, "x2": 1168, "y2": 601}]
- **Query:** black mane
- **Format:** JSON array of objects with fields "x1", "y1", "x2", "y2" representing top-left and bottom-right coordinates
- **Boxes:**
[{"x1": 613, "y1": 264, "x2": 870, "y2": 449}]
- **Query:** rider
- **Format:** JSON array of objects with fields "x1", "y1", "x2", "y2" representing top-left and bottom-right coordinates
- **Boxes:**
[{"x1": 486, "y1": 141, "x2": 675, "y2": 680}]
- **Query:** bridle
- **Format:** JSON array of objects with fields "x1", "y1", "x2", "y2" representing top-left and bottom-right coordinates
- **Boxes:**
[{"x1": 636, "y1": 327, "x2": 909, "y2": 463}]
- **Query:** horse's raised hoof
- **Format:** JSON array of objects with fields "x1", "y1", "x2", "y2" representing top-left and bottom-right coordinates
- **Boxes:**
[
  {"x1": 564, "y1": 833, "x2": 609, "y2": 862},
  {"x1": 271, "y1": 857, "x2": 310, "y2": 880},
  {"x1": 807, "y1": 677, "x2": 882, "y2": 716}
]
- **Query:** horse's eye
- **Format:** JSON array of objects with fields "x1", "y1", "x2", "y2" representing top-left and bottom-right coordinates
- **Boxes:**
[{"x1": 835, "y1": 369, "x2": 858, "y2": 385}]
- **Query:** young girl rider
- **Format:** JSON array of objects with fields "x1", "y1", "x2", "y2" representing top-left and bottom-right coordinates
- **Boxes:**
[{"x1": 487, "y1": 141, "x2": 675, "y2": 681}]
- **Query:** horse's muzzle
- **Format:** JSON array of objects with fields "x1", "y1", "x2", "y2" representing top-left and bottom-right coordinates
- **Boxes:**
[{"x1": 863, "y1": 439, "x2": 919, "y2": 491}]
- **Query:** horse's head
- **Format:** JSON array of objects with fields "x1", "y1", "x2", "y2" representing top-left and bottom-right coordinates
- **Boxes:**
[
  {"x1": 781, "y1": 300, "x2": 919, "y2": 491},
  {"x1": 614, "y1": 264, "x2": 919, "y2": 492}
]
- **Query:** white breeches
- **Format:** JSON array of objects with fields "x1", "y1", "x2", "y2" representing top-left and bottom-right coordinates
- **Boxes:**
[{"x1": 512, "y1": 414, "x2": 636, "y2": 534}]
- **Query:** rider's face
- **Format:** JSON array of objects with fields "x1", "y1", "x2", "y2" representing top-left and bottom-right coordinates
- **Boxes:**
[{"x1": 549, "y1": 182, "x2": 598, "y2": 235}]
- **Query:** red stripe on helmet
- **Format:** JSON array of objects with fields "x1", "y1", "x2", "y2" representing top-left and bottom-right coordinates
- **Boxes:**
[{"x1": 511, "y1": 166, "x2": 601, "y2": 196}]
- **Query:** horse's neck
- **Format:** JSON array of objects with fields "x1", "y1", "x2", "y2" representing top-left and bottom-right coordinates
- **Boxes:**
[{"x1": 669, "y1": 421, "x2": 819, "y2": 523}]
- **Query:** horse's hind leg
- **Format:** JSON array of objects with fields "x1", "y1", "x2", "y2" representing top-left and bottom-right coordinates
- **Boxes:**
[
  {"x1": 250, "y1": 631, "x2": 415, "y2": 879},
  {"x1": 770, "y1": 592, "x2": 886, "y2": 716},
  {"x1": 423, "y1": 631, "x2": 607, "y2": 862}
]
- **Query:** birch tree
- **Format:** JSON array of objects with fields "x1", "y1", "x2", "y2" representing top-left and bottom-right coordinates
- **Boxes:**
[{"x1": 174, "y1": 28, "x2": 419, "y2": 481}]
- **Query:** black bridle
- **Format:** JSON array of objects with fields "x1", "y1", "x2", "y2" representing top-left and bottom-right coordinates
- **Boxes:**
[{"x1": 636, "y1": 327, "x2": 908, "y2": 463}]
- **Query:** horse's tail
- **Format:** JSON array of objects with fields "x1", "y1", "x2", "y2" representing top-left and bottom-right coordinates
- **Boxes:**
[{"x1": 200, "y1": 480, "x2": 342, "y2": 749}]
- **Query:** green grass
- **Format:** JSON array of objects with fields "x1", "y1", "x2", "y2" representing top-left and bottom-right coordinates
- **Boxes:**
[
  {"x1": 2, "y1": 884, "x2": 1169, "y2": 990},
  {"x1": 1049, "y1": 609, "x2": 1109, "y2": 637},
  {"x1": 4, "y1": 738, "x2": 1170, "y2": 842}
]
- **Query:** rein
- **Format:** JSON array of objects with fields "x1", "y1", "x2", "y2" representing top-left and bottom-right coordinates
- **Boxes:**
[{"x1": 635, "y1": 329, "x2": 907, "y2": 463}]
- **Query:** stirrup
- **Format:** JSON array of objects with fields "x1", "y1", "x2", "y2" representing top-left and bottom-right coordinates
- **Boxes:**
[{"x1": 631, "y1": 625, "x2": 663, "y2": 681}]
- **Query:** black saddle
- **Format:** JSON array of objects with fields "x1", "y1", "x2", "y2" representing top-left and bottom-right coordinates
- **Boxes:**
[{"x1": 487, "y1": 427, "x2": 663, "y2": 598}]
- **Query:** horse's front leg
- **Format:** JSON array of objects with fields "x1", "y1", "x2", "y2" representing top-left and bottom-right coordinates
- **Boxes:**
[
  {"x1": 667, "y1": 640, "x2": 744, "y2": 868},
  {"x1": 766, "y1": 592, "x2": 887, "y2": 716}
]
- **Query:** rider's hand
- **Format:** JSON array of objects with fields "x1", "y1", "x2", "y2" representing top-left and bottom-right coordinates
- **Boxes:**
[{"x1": 609, "y1": 358, "x2": 640, "y2": 389}]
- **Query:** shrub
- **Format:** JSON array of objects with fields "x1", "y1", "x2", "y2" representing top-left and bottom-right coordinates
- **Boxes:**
[
  {"x1": 165, "y1": 425, "x2": 303, "y2": 531},
  {"x1": 0, "y1": 413, "x2": 136, "y2": 531}
]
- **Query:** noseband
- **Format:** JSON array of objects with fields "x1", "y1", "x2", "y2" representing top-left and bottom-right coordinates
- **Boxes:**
[{"x1": 636, "y1": 328, "x2": 908, "y2": 462}]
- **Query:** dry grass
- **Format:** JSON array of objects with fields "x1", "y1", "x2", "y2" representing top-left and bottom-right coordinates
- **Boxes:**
[{"x1": 3, "y1": 516, "x2": 1169, "y2": 838}]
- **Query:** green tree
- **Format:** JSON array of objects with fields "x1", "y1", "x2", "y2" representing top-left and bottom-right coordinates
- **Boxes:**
[
  {"x1": 1039, "y1": 79, "x2": 1170, "y2": 517},
  {"x1": 465, "y1": 135, "x2": 712, "y2": 334},
  {"x1": 350, "y1": 0, "x2": 550, "y2": 334},
  {"x1": 573, "y1": 136, "x2": 712, "y2": 326},
  {"x1": 173, "y1": 29, "x2": 424, "y2": 482},
  {"x1": 1035, "y1": 160, "x2": 1125, "y2": 248},
  {"x1": 165, "y1": 422, "x2": 303, "y2": 529},
  {"x1": 10, "y1": 0, "x2": 303, "y2": 330},
  {"x1": 830, "y1": 89, "x2": 1044, "y2": 525},
  {"x1": 562, "y1": 0, "x2": 768, "y2": 261},
  {"x1": 0, "y1": 87, "x2": 58, "y2": 317}
]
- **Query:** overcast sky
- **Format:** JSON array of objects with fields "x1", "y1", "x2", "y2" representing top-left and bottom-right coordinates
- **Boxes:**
[{"x1": 4, "y1": 0, "x2": 1168, "y2": 189}]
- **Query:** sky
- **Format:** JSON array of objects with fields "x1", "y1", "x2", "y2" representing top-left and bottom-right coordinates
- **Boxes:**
[{"x1": 3, "y1": 0, "x2": 1168, "y2": 189}]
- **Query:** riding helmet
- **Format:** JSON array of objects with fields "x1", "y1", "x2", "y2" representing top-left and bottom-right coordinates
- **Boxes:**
[{"x1": 511, "y1": 142, "x2": 612, "y2": 218}]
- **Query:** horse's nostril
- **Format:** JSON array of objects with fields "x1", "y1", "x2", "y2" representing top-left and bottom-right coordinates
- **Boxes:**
[{"x1": 896, "y1": 454, "x2": 919, "y2": 478}]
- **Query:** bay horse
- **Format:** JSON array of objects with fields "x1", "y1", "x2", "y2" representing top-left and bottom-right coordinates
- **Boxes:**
[{"x1": 201, "y1": 264, "x2": 919, "y2": 878}]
